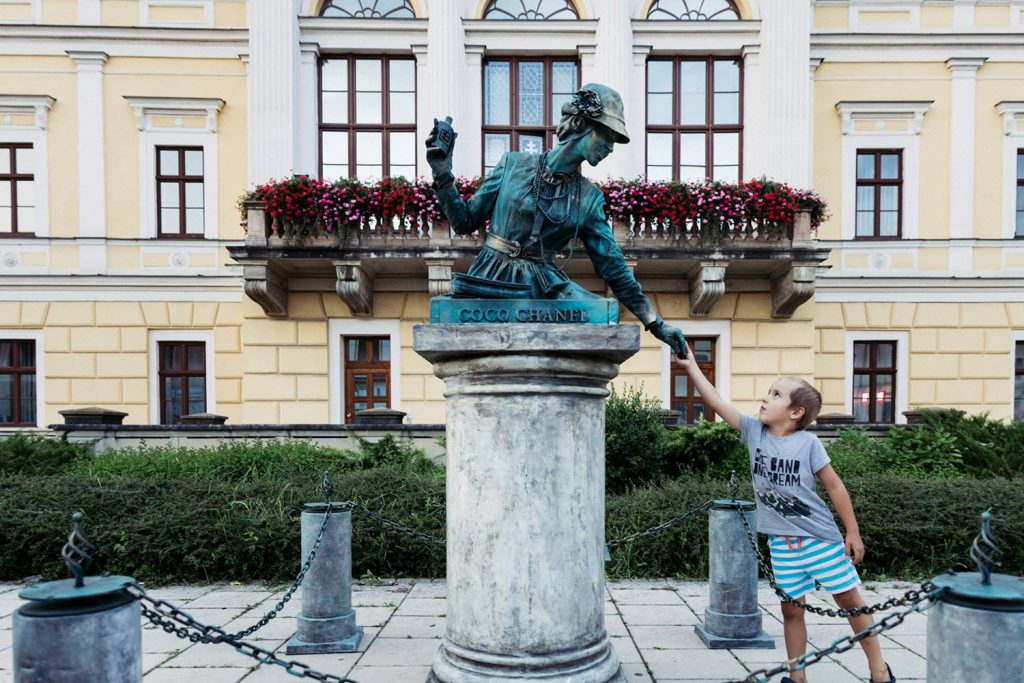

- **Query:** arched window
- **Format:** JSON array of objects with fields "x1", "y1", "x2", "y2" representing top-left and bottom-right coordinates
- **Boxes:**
[
  {"x1": 482, "y1": 0, "x2": 578, "y2": 20},
  {"x1": 320, "y1": 0, "x2": 416, "y2": 19},
  {"x1": 646, "y1": 0, "x2": 739, "y2": 21}
]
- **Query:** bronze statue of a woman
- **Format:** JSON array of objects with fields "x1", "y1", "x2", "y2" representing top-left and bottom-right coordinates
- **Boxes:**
[{"x1": 425, "y1": 83, "x2": 686, "y2": 357}]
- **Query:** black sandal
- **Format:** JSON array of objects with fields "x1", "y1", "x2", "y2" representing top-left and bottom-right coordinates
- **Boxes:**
[{"x1": 870, "y1": 664, "x2": 896, "y2": 683}]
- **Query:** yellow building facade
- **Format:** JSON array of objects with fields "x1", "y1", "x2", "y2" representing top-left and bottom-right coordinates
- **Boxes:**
[{"x1": 1, "y1": 0, "x2": 1023, "y2": 432}]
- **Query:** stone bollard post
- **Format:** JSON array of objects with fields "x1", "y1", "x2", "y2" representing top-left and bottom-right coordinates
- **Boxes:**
[
  {"x1": 286, "y1": 504, "x2": 363, "y2": 654},
  {"x1": 695, "y1": 500, "x2": 773, "y2": 649},
  {"x1": 415, "y1": 321, "x2": 637, "y2": 683},
  {"x1": 926, "y1": 513, "x2": 1024, "y2": 681},
  {"x1": 14, "y1": 513, "x2": 141, "y2": 683}
]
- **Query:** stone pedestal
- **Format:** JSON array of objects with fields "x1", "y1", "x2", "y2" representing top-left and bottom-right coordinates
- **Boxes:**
[{"x1": 414, "y1": 323, "x2": 639, "y2": 683}]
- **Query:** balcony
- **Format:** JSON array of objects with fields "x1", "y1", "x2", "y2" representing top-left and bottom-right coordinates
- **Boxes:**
[{"x1": 228, "y1": 179, "x2": 831, "y2": 320}]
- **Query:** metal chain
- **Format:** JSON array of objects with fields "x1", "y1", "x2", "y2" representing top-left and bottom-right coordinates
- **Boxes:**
[
  {"x1": 224, "y1": 503, "x2": 333, "y2": 641},
  {"x1": 607, "y1": 500, "x2": 714, "y2": 549},
  {"x1": 732, "y1": 498, "x2": 938, "y2": 618},
  {"x1": 344, "y1": 501, "x2": 446, "y2": 546},
  {"x1": 128, "y1": 583, "x2": 358, "y2": 683},
  {"x1": 727, "y1": 584, "x2": 948, "y2": 683}
]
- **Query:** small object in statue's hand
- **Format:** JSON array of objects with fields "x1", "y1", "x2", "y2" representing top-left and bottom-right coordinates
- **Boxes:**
[{"x1": 431, "y1": 116, "x2": 457, "y2": 158}]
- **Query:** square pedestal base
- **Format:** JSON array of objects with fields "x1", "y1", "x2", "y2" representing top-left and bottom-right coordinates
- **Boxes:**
[
  {"x1": 694, "y1": 624, "x2": 774, "y2": 649},
  {"x1": 286, "y1": 626, "x2": 364, "y2": 655}
]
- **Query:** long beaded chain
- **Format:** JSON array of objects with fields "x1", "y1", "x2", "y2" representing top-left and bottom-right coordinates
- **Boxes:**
[{"x1": 532, "y1": 155, "x2": 583, "y2": 269}]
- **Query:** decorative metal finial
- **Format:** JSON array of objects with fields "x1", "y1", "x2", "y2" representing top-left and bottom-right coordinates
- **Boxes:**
[
  {"x1": 970, "y1": 511, "x2": 1003, "y2": 586},
  {"x1": 61, "y1": 512, "x2": 95, "y2": 588},
  {"x1": 318, "y1": 471, "x2": 333, "y2": 506},
  {"x1": 728, "y1": 470, "x2": 738, "y2": 501}
]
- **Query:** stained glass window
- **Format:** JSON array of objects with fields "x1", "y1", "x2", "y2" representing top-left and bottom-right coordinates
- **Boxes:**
[
  {"x1": 482, "y1": 0, "x2": 578, "y2": 20},
  {"x1": 646, "y1": 0, "x2": 739, "y2": 21},
  {"x1": 320, "y1": 0, "x2": 416, "y2": 19}
]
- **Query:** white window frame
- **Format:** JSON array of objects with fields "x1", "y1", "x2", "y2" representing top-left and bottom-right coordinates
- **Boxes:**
[
  {"x1": 0, "y1": 329, "x2": 44, "y2": 429},
  {"x1": 125, "y1": 97, "x2": 224, "y2": 240},
  {"x1": 837, "y1": 101, "x2": 931, "y2": 242},
  {"x1": 844, "y1": 330, "x2": 909, "y2": 425},
  {"x1": 148, "y1": 330, "x2": 216, "y2": 424},
  {"x1": 0, "y1": 95, "x2": 54, "y2": 238},
  {"x1": 140, "y1": 0, "x2": 214, "y2": 27},
  {"x1": 661, "y1": 319, "x2": 731, "y2": 416},
  {"x1": 996, "y1": 101, "x2": 1024, "y2": 239},
  {"x1": 328, "y1": 318, "x2": 402, "y2": 424},
  {"x1": 0, "y1": 0, "x2": 42, "y2": 24},
  {"x1": 1011, "y1": 330, "x2": 1024, "y2": 421}
]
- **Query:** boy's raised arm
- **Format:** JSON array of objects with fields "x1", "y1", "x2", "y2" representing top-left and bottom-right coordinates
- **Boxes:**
[{"x1": 675, "y1": 345, "x2": 742, "y2": 430}]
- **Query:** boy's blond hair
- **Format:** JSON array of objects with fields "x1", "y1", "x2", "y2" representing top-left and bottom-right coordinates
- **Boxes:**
[{"x1": 782, "y1": 376, "x2": 822, "y2": 430}]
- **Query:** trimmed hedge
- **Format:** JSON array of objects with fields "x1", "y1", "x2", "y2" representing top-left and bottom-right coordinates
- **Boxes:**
[{"x1": 2, "y1": 471, "x2": 1020, "y2": 584}]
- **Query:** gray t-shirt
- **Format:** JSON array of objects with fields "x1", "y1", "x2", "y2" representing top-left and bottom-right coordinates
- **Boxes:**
[{"x1": 739, "y1": 414, "x2": 843, "y2": 543}]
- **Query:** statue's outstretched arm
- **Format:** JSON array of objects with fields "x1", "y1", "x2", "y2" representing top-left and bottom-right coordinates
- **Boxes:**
[{"x1": 426, "y1": 116, "x2": 506, "y2": 235}]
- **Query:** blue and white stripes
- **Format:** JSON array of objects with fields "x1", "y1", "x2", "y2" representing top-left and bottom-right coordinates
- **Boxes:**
[{"x1": 768, "y1": 535, "x2": 861, "y2": 599}]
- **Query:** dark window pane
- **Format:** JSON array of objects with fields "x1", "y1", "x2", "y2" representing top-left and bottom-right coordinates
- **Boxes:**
[
  {"x1": 353, "y1": 374, "x2": 368, "y2": 397},
  {"x1": 693, "y1": 403, "x2": 706, "y2": 421},
  {"x1": 354, "y1": 402, "x2": 367, "y2": 412},
  {"x1": 1017, "y1": 151, "x2": 1024, "y2": 180},
  {"x1": 856, "y1": 154, "x2": 875, "y2": 180},
  {"x1": 1016, "y1": 342, "x2": 1024, "y2": 371},
  {"x1": 164, "y1": 377, "x2": 183, "y2": 423},
  {"x1": 187, "y1": 376, "x2": 205, "y2": 415},
  {"x1": 376, "y1": 339, "x2": 390, "y2": 362},
  {"x1": 1016, "y1": 376, "x2": 1024, "y2": 421},
  {"x1": 373, "y1": 376, "x2": 387, "y2": 397},
  {"x1": 694, "y1": 340, "x2": 713, "y2": 362},
  {"x1": 852, "y1": 373, "x2": 871, "y2": 422},
  {"x1": 876, "y1": 343, "x2": 895, "y2": 369},
  {"x1": 348, "y1": 340, "x2": 366, "y2": 361},
  {"x1": 674, "y1": 375, "x2": 688, "y2": 397},
  {"x1": 373, "y1": 401, "x2": 388, "y2": 409},
  {"x1": 853, "y1": 342, "x2": 870, "y2": 368},
  {"x1": 16, "y1": 341, "x2": 33, "y2": 368},
  {"x1": 0, "y1": 341, "x2": 11, "y2": 368},
  {"x1": 0, "y1": 375, "x2": 12, "y2": 423},
  {"x1": 161, "y1": 344, "x2": 181, "y2": 371},
  {"x1": 678, "y1": 403, "x2": 688, "y2": 423},
  {"x1": 187, "y1": 344, "x2": 205, "y2": 370},
  {"x1": 876, "y1": 374, "x2": 894, "y2": 422},
  {"x1": 19, "y1": 373, "x2": 35, "y2": 423}
]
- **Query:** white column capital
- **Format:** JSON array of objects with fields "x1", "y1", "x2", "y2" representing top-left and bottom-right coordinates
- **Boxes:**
[
  {"x1": 946, "y1": 57, "x2": 987, "y2": 74},
  {"x1": 809, "y1": 57, "x2": 824, "y2": 74},
  {"x1": 632, "y1": 44, "x2": 652, "y2": 67},
  {"x1": 66, "y1": 51, "x2": 109, "y2": 70}
]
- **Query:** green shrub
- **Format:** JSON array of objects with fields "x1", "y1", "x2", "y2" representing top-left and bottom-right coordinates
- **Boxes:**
[
  {"x1": 0, "y1": 432, "x2": 91, "y2": 475},
  {"x1": 351, "y1": 434, "x2": 438, "y2": 473},
  {"x1": 662, "y1": 419, "x2": 747, "y2": 479},
  {"x1": 604, "y1": 385, "x2": 667, "y2": 492},
  {"x1": 920, "y1": 410, "x2": 1024, "y2": 477},
  {"x1": 2, "y1": 472, "x2": 1019, "y2": 583},
  {"x1": 826, "y1": 428, "x2": 889, "y2": 478}
]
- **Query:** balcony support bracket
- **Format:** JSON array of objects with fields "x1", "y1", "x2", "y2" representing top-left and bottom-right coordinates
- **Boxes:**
[
  {"x1": 243, "y1": 261, "x2": 288, "y2": 318},
  {"x1": 771, "y1": 263, "x2": 818, "y2": 319},
  {"x1": 688, "y1": 261, "x2": 728, "y2": 318},
  {"x1": 335, "y1": 260, "x2": 374, "y2": 317}
]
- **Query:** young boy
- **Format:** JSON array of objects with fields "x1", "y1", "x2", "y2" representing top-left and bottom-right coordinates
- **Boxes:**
[{"x1": 676, "y1": 347, "x2": 895, "y2": 683}]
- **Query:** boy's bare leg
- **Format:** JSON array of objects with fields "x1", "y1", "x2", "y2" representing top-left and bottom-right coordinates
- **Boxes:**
[
  {"x1": 781, "y1": 598, "x2": 809, "y2": 682},
  {"x1": 834, "y1": 587, "x2": 890, "y2": 682}
]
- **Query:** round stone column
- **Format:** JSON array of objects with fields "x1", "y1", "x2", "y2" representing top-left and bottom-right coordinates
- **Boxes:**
[{"x1": 414, "y1": 323, "x2": 639, "y2": 683}]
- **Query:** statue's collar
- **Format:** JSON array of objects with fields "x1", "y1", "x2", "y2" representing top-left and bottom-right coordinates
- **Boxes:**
[{"x1": 539, "y1": 159, "x2": 579, "y2": 185}]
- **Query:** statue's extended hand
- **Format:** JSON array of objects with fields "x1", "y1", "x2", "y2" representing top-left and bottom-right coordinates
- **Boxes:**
[
  {"x1": 425, "y1": 116, "x2": 457, "y2": 178},
  {"x1": 647, "y1": 318, "x2": 687, "y2": 359}
]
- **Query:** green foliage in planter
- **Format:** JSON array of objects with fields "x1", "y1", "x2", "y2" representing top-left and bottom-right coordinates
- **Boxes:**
[{"x1": 604, "y1": 385, "x2": 667, "y2": 493}]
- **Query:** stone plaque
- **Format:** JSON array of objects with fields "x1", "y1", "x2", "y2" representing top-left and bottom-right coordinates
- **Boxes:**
[{"x1": 429, "y1": 297, "x2": 619, "y2": 325}]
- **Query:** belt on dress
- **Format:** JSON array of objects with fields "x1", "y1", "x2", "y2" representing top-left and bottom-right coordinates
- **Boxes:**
[{"x1": 484, "y1": 234, "x2": 553, "y2": 264}]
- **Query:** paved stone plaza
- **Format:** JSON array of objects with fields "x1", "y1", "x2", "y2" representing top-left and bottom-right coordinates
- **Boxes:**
[{"x1": 0, "y1": 579, "x2": 931, "y2": 682}]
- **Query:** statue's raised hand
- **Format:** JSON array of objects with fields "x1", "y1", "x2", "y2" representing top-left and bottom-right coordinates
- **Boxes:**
[
  {"x1": 647, "y1": 317, "x2": 687, "y2": 359},
  {"x1": 425, "y1": 116, "x2": 457, "y2": 179}
]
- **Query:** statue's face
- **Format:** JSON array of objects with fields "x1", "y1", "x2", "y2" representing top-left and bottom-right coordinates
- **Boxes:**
[{"x1": 582, "y1": 125, "x2": 617, "y2": 167}]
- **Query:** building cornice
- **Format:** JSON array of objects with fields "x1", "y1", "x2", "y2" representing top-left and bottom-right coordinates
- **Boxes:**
[
  {"x1": 835, "y1": 100, "x2": 933, "y2": 135},
  {"x1": 123, "y1": 96, "x2": 225, "y2": 132},
  {"x1": 996, "y1": 101, "x2": 1024, "y2": 136},
  {"x1": 0, "y1": 94, "x2": 55, "y2": 130}
]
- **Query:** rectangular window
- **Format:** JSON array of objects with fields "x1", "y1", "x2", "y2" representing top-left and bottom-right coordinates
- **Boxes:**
[
  {"x1": 855, "y1": 149, "x2": 902, "y2": 239},
  {"x1": 852, "y1": 340, "x2": 896, "y2": 423},
  {"x1": 1015, "y1": 342, "x2": 1024, "y2": 421},
  {"x1": 344, "y1": 336, "x2": 391, "y2": 423},
  {"x1": 156, "y1": 146, "x2": 204, "y2": 238},
  {"x1": 0, "y1": 340, "x2": 36, "y2": 426},
  {"x1": 670, "y1": 337, "x2": 716, "y2": 424},
  {"x1": 645, "y1": 57, "x2": 742, "y2": 182},
  {"x1": 319, "y1": 56, "x2": 417, "y2": 181},
  {"x1": 158, "y1": 341, "x2": 206, "y2": 424},
  {"x1": 0, "y1": 143, "x2": 35, "y2": 237},
  {"x1": 482, "y1": 58, "x2": 580, "y2": 174},
  {"x1": 1016, "y1": 149, "x2": 1023, "y2": 238}
]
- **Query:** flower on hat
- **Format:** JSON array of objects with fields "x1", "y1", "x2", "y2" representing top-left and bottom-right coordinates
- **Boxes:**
[{"x1": 567, "y1": 89, "x2": 603, "y2": 119}]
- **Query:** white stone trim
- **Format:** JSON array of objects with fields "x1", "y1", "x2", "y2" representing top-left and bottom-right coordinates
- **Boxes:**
[
  {"x1": 947, "y1": 58, "x2": 985, "y2": 243},
  {"x1": 296, "y1": 43, "x2": 320, "y2": 177},
  {"x1": 0, "y1": 95, "x2": 53, "y2": 239},
  {"x1": 67, "y1": 51, "x2": 107, "y2": 249},
  {"x1": 817, "y1": 289, "x2": 1024, "y2": 302},
  {"x1": 848, "y1": 0, "x2": 920, "y2": 31},
  {"x1": 125, "y1": 97, "x2": 224, "y2": 241},
  {"x1": 837, "y1": 103, "x2": 930, "y2": 241},
  {"x1": 844, "y1": 330, "x2": 909, "y2": 424},
  {"x1": 328, "y1": 318, "x2": 402, "y2": 424},
  {"x1": 140, "y1": 0, "x2": 214, "y2": 28},
  {"x1": 0, "y1": 287, "x2": 242, "y2": 302},
  {"x1": 0, "y1": 328, "x2": 44, "y2": 428},
  {"x1": 148, "y1": 329, "x2": 217, "y2": 424},
  {"x1": 998, "y1": 101, "x2": 1024, "y2": 239},
  {"x1": 660, "y1": 319, "x2": 731, "y2": 416},
  {"x1": 0, "y1": 0, "x2": 41, "y2": 24}
]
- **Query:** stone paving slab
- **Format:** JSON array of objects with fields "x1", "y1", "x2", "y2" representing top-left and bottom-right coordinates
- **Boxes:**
[{"x1": 0, "y1": 580, "x2": 932, "y2": 682}]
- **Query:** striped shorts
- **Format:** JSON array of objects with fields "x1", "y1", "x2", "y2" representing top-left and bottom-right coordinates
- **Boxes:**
[{"x1": 768, "y1": 535, "x2": 861, "y2": 600}]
